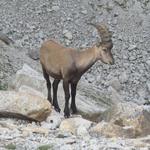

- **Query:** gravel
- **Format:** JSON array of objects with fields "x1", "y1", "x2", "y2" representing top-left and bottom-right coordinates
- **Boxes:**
[
  {"x1": 0, "y1": 0, "x2": 150, "y2": 148},
  {"x1": 0, "y1": 118, "x2": 149, "y2": 150}
]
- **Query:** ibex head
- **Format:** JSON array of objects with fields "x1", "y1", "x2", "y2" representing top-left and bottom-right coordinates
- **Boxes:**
[{"x1": 90, "y1": 23, "x2": 114, "y2": 65}]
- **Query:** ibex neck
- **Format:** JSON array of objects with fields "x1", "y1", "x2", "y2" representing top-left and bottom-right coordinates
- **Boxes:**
[{"x1": 76, "y1": 46, "x2": 98, "y2": 75}]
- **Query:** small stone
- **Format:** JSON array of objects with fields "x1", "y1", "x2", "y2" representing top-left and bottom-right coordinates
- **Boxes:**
[
  {"x1": 59, "y1": 117, "x2": 92, "y2": 135},
  {"x1": 47, "y1": 8, "x2": 53, "y2": 12},
  {"x1": 146, "y1": 81, "x2": 150, "y2": 92},
  {"x1": 57, "y1": 131, "x2": 72, "y2": 138},
  {"x1": 114, "y1": 0, "x2": 127, "y2": 8},
  {"x1": 113, "y1": 19, "x2": 118, "y2": 25},
  {"x1": 52, "y1": 6, "x2": 60, "y2": 11},
  {"x1": 146, "y1": 59, "x2": 150, "y2": 66},
  {"x1": 65, "y1": 39, "x2": 71, "y2": 46},
  {"x1": 38, "y1": 31, "x2": 44, "y2": 39},
  {"x1": 41, "y1": 115, "x2": 62, "y2": 129},
  {"x1": 119, "y1": 72, "x2": 128, "y2": 83},
  {"x1": 63, "y1": 30, "x2": 73, "y2": 40},
  {"x1": 118, "y1": 35, "x2": 122, "y2": 40},
  {"x1": 81, "y1": 9, "x2": 87, "y2": 14},
  {"x1": 66, "y1": 17, "x2": 72, "y2": 21},
  {"x1": 128, "y1": 44, "x2": 137, "y2": 51},
  {"x1": 129, "y1": 55, "x2": 137, "y2": 61},
  {"x1": 114, "y1": 12, "x2": 119, "y2": 17}
]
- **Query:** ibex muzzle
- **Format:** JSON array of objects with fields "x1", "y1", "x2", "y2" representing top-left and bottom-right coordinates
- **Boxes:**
[{"x1": 99, "y1": 42, "x2": 114, "y2": 65}]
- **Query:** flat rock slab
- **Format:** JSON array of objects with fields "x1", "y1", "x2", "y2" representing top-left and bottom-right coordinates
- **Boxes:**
[{"x1": 0, "y1": 91, "x2": 51, "y2": 122}]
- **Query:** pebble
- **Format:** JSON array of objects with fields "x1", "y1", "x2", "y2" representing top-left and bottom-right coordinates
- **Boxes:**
[
  {"x1": 63, "y1": 30, "x2": 73, "y2": 40},
  {"x1": 146, "y1": 81, "x2": 150, "y2": 92},
  {"x1": 119, "y1": 72, "x2": 128, "y2": 83},
  {"x1": 146, "y1": 60, "x2": 150, "y2": 66},
  {"x1": 81, "y1": 9, "x2": 88, "y2": 15},
  {"x1": 52, "y1": 6, "x2": 60, "y2": 11},
  {"x1": 128, "y1": 44, "x2": 137, "y2": 51}
]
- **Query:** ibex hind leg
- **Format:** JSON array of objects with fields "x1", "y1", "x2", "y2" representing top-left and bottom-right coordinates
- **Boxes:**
[
  {"x1": 52, "y1": 79, "x2": 61, "y2": 112},
  {"x1": 42, "y1": 65, "x2": 52, "y2": 103}
]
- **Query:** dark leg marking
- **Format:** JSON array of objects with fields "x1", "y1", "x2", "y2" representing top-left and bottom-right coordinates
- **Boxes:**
[
  {"x1": 63, "y1": 80, "x2": 70, "y2": 118},
  {"x1": 52, "y1": 79, "x2": 61, "y2": 112},
  {"x1": 71, "y1": 83, "x2": 78, "y2": 114},
  {"x1": 42, "y1": 66, "x2": 52, "y2": 103}
]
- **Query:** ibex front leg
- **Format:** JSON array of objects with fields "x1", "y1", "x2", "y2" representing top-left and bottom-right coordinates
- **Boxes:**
[
  {"x1": 53, "y1": 79, "x2": 61, "y2": 112},
  {"x1": 63, "y1": 79, "x2": 70, "y2": 118},
  {"x1": 71, "y1": 82, "x2": 78, "y2": 114},
  {"x1": 42, "y1": 66, "x2": 52, "y2": 103}
]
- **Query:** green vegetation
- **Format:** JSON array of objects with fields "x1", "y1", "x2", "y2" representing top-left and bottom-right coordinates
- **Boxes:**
[
  {"x1": 37, "y1": 144, "x2": 54, "y2": 150},
  {"x1": 0, "y1": 83, "x2": 7, "y2": 90},
  {"x1": 5, "y1": 144, "x2": 16, "y2": 150}
]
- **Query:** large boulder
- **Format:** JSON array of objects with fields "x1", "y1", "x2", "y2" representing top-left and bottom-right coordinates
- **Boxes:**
[
  {"x1": 90, "y1": 121, "x2": 136, "y2": 138},
  {"x1": 0, "y1": 91, "x2": 51, "y2": 122},
  {"x1": 9, "y1": 64, "x2": 47, "y2": 96},
  {"x1": 9, "y1": 64, "x2": 113, "y2": 121},
  {"x1": 93, "y1": 102, "x2": 150, "y2": 138},
  {"x1": 0, "y1": 40, "x2": 40, "y2": 88}
]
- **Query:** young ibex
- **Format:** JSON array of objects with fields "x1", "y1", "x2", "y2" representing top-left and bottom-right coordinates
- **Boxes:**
[{"x1": 40, "y1": 23, "x2": 114, "y2": 118}]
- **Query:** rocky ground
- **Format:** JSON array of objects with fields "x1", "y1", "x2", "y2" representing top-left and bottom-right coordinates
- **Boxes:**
[
  {"x1": 0, "y1": 116, "x2": 150, "y2": 150},
  {"x1": 0, "y1": 64, "x2": 149, "y2": 150},
  {"x1": 0, "y1": 0, "x2": 150, "y2": 149},
  {"x1": 0, "y1": 0, "x2": 150, "y2": 103}
]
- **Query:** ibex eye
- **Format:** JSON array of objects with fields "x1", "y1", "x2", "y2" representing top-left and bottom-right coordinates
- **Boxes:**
[{"x1": 103, "y1": 49, "x2": 107, "y2": 52}]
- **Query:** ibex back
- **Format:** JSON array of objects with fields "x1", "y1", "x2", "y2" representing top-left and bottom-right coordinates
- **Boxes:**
[{"x1": 40, "y1": 23, "x2": 114, "y2": 118}]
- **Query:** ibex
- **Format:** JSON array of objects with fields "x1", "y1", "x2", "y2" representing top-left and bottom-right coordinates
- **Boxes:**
[{"x1": 40, "y1": 23, "x2": 114, "y2": 118}]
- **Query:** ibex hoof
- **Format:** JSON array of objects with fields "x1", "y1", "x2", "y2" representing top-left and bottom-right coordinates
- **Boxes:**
[
  {"x1": 64, "y1": 112, "x2": 70, "y2": 118},
  {"x1": 71, "y1": 109, "x2": 77, "y2": 114},
  {"x1": 54, "y1": 107, "x2": 61, "y2": 113},
  {"x1": 71, "y1": 106, "x2": 77, "y2": 114},
  {"x1": 64, "y1": 114, "x2": 70, "y2": 118}
]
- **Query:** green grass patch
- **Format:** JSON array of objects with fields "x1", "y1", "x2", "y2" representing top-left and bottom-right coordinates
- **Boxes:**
[
  {"x1": 0, "y1": 83, "x2": 7, "y2": 90},
  {"x1": 37, "y1": 144, "x2": 54, "y2": 150},
  {"x1": 5, "y1": 143, "x2": 16, "y2": 149}
]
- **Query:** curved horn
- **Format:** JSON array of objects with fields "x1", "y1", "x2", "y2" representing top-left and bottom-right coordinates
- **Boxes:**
[{"x1": 89, "y1": 23, "x2": 112, "y2": 43}]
